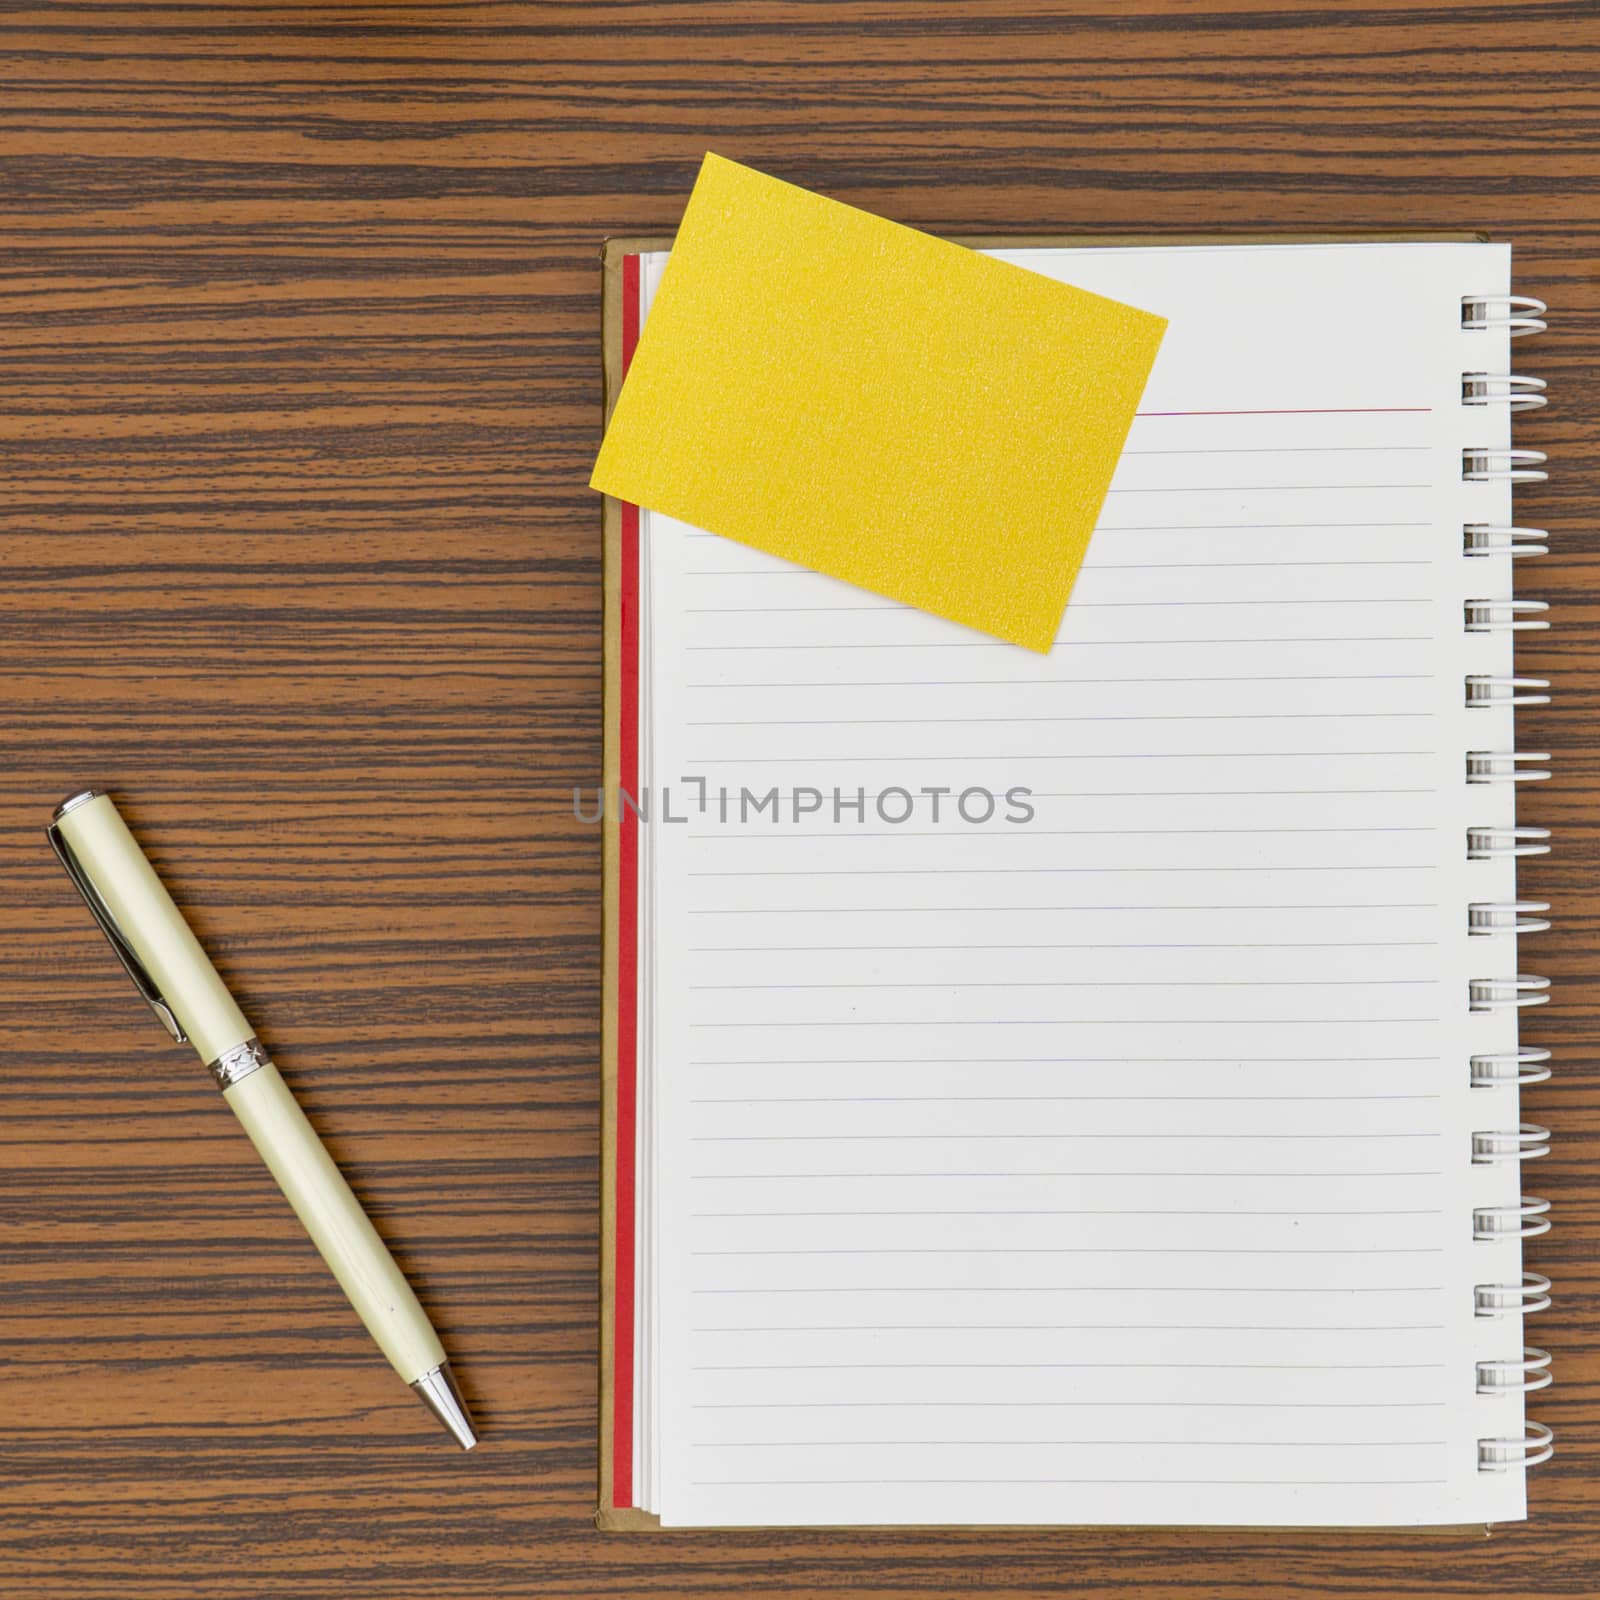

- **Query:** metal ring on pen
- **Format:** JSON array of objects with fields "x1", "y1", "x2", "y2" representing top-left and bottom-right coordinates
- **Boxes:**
[
  {"x1": 1473, "y1": 1197, "x2": 1550, "y2": 1241},
  {"x1": 208, "y1": 1038, "x2": 272, "y2": 1091},
  {"x1": 1469, "y1": 901, "x2": 1551, "y2": 935},
  {"x1": 1466, "y1": 676, "x2": 1551, "y2": 708},
  {"x1": 1462, "y1": 295, "x2": 1548, "y2": 337},
  {"x1": 1462, "y1": 372, "x2": 1548, "y2": 410},
  {"x1": 1470, "y1": 975, "x2": 1551, "y2": 1012},
  {"x1": 1465, "y1": 524, "x2": 1548, "y2": 558},
  {"x1": 1478, "y1": 1423, "x2": 1555, "y2": 1472},
  {"x1": 1463, "y1": 448, "x2": 1549, "y2": 483},
  {"x1": 1477, "y1": 1349, "x2": 1553, "y2": 1394},
  {"x1": 1467, "y1": 826, "x2": 1551, "y2": 858},
  {"x1": 1472, "y1": 1125, "x2": 1552, "y2": 1164},
  {"x1": 1475, "y1": 1274, "x2": 1553, "y2": 1317},
  {"x1": 1467, "y1": 751, "x2": 1551, "y2": 784},
  {"x1": 1465, "y1": 600, "x2": 1549, "y2": 633},
  {"x1": 1471, "y1": 1049, "x2": 1553, "y2": 1087}
]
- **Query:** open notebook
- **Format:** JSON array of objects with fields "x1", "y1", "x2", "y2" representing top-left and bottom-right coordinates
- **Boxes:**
[{"x1": 597, "y1": 237, "x2": 1553, "y2": 1530}]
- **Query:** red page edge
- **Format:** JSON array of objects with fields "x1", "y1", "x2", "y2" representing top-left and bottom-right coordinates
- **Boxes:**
[{"x1": 612, "y1": 251, "x2": 642, "y2": 1509}]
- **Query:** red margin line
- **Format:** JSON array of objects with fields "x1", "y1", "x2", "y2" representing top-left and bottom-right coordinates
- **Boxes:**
[
  {"x1": 611, "y1": 252, "x2": 642, "y2": 1511},
  {"x1": 1136, "y1": 407, "x2": 1433, "y2": 417}
]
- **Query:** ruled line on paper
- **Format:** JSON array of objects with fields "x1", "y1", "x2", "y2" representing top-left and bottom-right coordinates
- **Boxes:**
[
  {"x1": 686, "y1": 598, "x2": 1433, "y2": 613},
  {"x1": 686, "y1": 1057, "x2": 1442, "y2": 1066},
  {"x1": 690, "y1": 1360, "x2": 1447, "y2": 1370},
  {"x1": 684, "y1": 1094, "x2": 1440, "y2": 1107},
  {"x1": 689, "y1": 1248, "x2": 1446, "y2": 1257},
  {"x1": 691, "y1": 1438, "x2": 1449, "y2": 1447},
  {"x1": 690, "y1": 1401, "x2": 1450, "y2": 1411},
  {"x1": 689, "y1": 979, "x2": 1441, "y2": 990},
  {"x1": 687, "y1": 675, "x2": 1438, "y2": 688},
  {"x1": 678, "y1": 789, "x2": 1437, "y2": 800},
  {"x1": 978, "y1": 789, "x2": 1437, "y2": 797},
  {"x1": 680, "y1": 517, "x2": 1438, "y2": 539},
  {"x1": 1104, "y1": 484, "x2": 1431, "y2": 494},
  {"x1": 688, "y1": 1174, "x2": 1445, "y2": 1183},
  {"x1": 684, "y1": 753, "x2": 1437, "y2": 763},
  {"x1": 685, "y1": 638, "x2": 1436, "y2": 650},
  {"x1": 690, "y1": 1401, "x2": 1450, "y2": 1410},
  {"x1": 691, "y1": 1323, "x2": 1449, "y2": 1333},
  {"x1": 689, "y1": 943, "x2": 1441, "y2": 952},
  {"x1": 685, "y1": 904, "x2": 1441, "y2": 914},
  {"x1": 690, "y1": 1477, "x2": 1452, "y2": 1486},
  {"x1": 685, "y1": 712, "x2": 1434, "y2": 726},
  {"x1": 690, "y1": 1205, "x2": 1445, "y2": 1214},
  {"x1": 687, "y1": 866, "x2": 1440, "y2": 877},
  {"x1": 1103, "y1": 519, "x2": 1433, "y2": 528},
  {"x1": 688, "y1": 1020, "x2": 1445, "y2": 1029},
  {"x1": 1093, "y1": 521, "x2": 1433, "y2": 530},
  {"x1": 687, "y1": 1283, "x2": 1449, "y2": 1292},
  {"x1": 688, "y1": 569, "x2": 1440, "y2": 582},
  {"x1": 691, "y1": 1133, "x2": 1443, "y2": 1143},
  {"x1": 691, "y1": 828, "x2": 1439, "y2": 839}
]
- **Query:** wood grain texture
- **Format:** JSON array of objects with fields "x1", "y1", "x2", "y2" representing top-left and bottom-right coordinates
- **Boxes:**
[{"x1": 0, "y1": 1, "x2": 1592, "y2": 1595}]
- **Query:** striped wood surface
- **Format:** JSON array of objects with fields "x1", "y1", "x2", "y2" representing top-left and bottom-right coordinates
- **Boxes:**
[{"x1": 0, "y1": 2, "x2": 1594, "y2": 1596}]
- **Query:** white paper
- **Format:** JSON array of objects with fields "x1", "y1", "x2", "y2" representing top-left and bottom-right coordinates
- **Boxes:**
[{"x1": 631, "y1": 242, "x2": 1533, "y2": 1527}]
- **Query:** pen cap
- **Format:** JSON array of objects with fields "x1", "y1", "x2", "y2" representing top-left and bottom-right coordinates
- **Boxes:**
[{"x1": 53, "y1": 793, "x2": 252, "y2": 1064}]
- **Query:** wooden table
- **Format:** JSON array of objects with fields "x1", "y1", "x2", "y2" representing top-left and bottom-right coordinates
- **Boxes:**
[{"x1": 2, "y1": 3, "x2": 1592, "y2": 1595}]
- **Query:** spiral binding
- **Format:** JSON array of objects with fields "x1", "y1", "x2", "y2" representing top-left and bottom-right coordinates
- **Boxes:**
[
  {"x1": 1463, "y1": 448, "x2": 1549, "y2": 483},
  {"x1": 1466, "y1": 676, "x2": 1550, "y2": 708},
  {"x1": 1479, "y1": 1424, "x2": 1555, "y2": 1472},
  {"x1": 1462, "y1": 373, "x2": 1548, "y2": 410},
  {"x1": 1475, "y1": 1273, "x2": 1552, "y2": 1317},
  {"x1": 1472, "y1": 1125, "x2": 1552, "y2": 1164},
  {"x1": 1462, "y1": 295, "x2": 1548, "y2": 336},
  {"x1": 1474, "y1": 1197, "x2": 1550, "y2": 1240},
  {"x1": 1470, "y1": 975, "x2": 1550, "y2": 1011},
  {"x1": 1467, "y1": 750, "x2": 1550, "y2": 783},
  {"x1": 1467, "y1": 826, "x2": 1550, "y2": 859},
  {"x1": 1465, "y1": 524, "x2": 1548, "y2": 558},
  {"x1": 1469, "y1": 901, "x2": 1551, "y2": 935},
  {"x1": 1471, "y1": 1049, "x2": 1552, "y2": 1087},
  {"x1": 1465, "y1": 600, "x2": 1550, "y2": 633},
  {"x1": 1468, "y1": 293, "x2": 1552, "y2": 1480},
  {"x1": 1478, "y1": 1349, "x2": 1554, "y2": 1394}
]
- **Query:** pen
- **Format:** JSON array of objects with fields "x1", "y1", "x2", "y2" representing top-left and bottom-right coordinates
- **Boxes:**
[{"x1": 47, "y1": 789, "x2": 477, "y2": 1450}]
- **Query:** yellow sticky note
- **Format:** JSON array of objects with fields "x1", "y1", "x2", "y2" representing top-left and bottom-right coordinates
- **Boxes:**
[{"x1": 591, "y1": 154, "x2": 1166, "y2": 653}]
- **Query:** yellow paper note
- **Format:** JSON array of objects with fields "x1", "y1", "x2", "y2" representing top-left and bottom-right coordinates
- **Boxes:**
[{"x1": 591, "y1": 154, "x2": 1166, "y2": 653}]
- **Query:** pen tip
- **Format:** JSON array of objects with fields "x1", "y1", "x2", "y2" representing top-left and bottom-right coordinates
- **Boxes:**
[{"x1": 411, "y1": 1360, "x2": 478, "y2": 1451}]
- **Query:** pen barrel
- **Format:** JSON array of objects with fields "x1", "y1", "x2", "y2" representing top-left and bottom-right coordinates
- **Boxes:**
[
  {"x1": 224, "y1": 1062, "x2": 447, "y2": 1384},
  {"x1": 53, "y1": 793, "x2": 251, "y2": 1062}
]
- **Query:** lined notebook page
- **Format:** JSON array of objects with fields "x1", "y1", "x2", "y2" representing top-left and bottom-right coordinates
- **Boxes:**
[{"x1": 637, "y1": 242, "x2": 1528, "y2": 1527}]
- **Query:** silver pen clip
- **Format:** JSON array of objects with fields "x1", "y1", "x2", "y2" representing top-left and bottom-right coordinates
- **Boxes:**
[{"x1": 47, "y1": 800, "x2": 187, "y2": 1044}]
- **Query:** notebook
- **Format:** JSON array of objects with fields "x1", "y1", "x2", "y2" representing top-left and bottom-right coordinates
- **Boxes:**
[{"x1": 596, "y1": 235, "x2": 1553, "y2": 1531}]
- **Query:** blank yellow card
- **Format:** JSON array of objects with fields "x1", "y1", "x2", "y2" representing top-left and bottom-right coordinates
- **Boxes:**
[{"x1": 591, "y1": 154, "x2": 1167, "y2": 653}]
